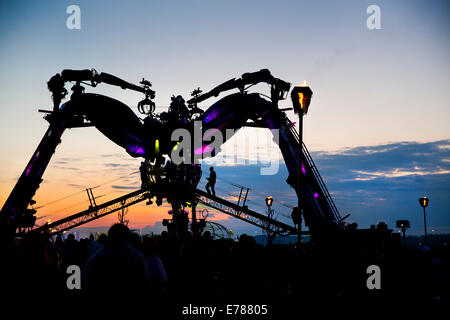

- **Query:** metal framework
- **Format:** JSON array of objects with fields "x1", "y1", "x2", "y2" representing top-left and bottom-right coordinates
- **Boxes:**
[
  {"x1": 284, "y1": 116, "x2": 342, "y2": 222},
  {"x1": 1, "y1": 68, "x2": 342, "y2": 236},
  {"x1": 33, "y1": 189, "x2": 149, "y2": 235},
  {"x1": 33, "y1": 185, "x2": 301, "y2": 237},
  {"x1": 195, "y1": 189, "x2": 299, "y2": 236},
  {"x1": 245, "y1": 115, "x2": 342, "y2": 223}
]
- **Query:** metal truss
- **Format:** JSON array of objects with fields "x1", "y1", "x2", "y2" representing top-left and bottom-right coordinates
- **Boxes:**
[
  {"x1": 195, "y1": 189, "x2": 298, "y2": 236},
  {"x1": 34, "y1": 189, "x2": 149, "y2": 235},
  {"x1": 33, "y1": 187, "x2": 300, "y2": 237}
]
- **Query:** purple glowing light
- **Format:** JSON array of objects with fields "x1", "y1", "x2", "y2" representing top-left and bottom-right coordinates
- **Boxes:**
[
  {"x1": 127, "y1": 145, "x2": 146, "y2": 155},
  {"x1": 194, "y1": 144, "x2": 212, "y2": 155},
  {"x1": 301, "y1": 163, "x2": 306, "y2": 175},
  {"x1": 314, "y1": 192, "x2": 319, "y2": 198},
  {"x1": 203, "y1": 128, "x2": 221, "y2": 140},
  {"x1": 203, "y1": 110, "x2": 218, "y2": 123}
]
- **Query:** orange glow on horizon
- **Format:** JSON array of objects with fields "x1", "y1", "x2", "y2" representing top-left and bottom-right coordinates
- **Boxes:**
[
  {"x1": 0, "y1": 164, "x2": 232, "y2": 233},
  {"x1": 22, "y1": 181, "x2": 231, "y2": 232}
]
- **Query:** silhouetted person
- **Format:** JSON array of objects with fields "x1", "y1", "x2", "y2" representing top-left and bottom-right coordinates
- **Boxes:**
[
  {"x1": 140, "y1": 161, "x2": 150, "y2": 189},
  {"x1": 63, "y1": 233, "x2": 81, "y2": 267},
  {"x1": 83, "y1": 224, "x2": 149, "y2": 295},
  {"x1": 205, "y1": 167, "x2": 216, "y2": 196},
  {"x1": 142, "y1": 236, "x2": 167, "y2": 288},
  {"x1": 87, "y1": 233, "x2": 107, "y2": 257}
]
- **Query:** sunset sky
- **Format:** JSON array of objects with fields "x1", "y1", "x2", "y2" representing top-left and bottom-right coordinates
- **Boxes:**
[{"x1": 1, "y1": 0, "x2": 449, "y2": 236}]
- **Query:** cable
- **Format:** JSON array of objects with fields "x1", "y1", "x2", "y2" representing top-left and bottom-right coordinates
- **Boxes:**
[
  {"x1": 46, "y1": 199, "x2": 91, "y2": 216},
  {"x1": 44, "y1": 194, "x2": 107, "y2": 217},
  {"x1": 34, "y1": 189, "x2": 86, "y2": 209},
  {"x1": 198, "y1": 175, "x2": 293, "y2": 221},
  {"x1": 34, "y1": 171, "x2": 139, "y2": 210},
  {"x1": 91, "y1": 170, "x2": 139, "y2": 189}
]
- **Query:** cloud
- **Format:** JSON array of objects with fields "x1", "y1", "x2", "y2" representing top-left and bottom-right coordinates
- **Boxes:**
[
  {"x1": 104, "y1": 163, "x2": 122, "y2": 167},
  {"x1": 205, "y1": 140, "x2": 450, "y2": 234},
  {"x1": 111, "y1": 185, "x2": 138, "y2": 190},
  {"x1": 54, "y1": 140, "x2": 450, "y2": 237},
  {"x1": 309, "y1": 140, "x2": 450, "y2": 232},
  {"x1": 59, "y1": 157, "x2": 82, "y2": 162},
  {"x1": 67, "y1": 183, "x2": 86, "y2": 188},
  {"x1": 51, "y1": 165, "x2": 80, "y2": 171},
  {"x1": 101, "y1": 153, "x2": 125, "y2": 158},
  {"x1": 313, "y1": 140, "x2": 450, "y2": 177},
  {"x1": 352, "y1": 168, "x2": 450, "y2": 179},
  {"x1": 310, "y1": 140, "x2": 450, "y2": 186}
]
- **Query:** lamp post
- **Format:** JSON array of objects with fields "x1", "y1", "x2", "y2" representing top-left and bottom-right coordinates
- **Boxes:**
[
  {"x1": 265, "y1": 196, "x2": 274, "y2": 246},
  {"x1": 265, "y1": 196, "x2": 273, "y2": 209},
  {"x1": 396, "y1": 220, "x2": 410, "y2": 246},
  {"x1": 419, "y1": 196, "x2": 429, "y2": 246},
  {"x1": 291, "y1": 82, "x2": 313, "y2": 245},
  {"x1": 265, "y1": 196, "x2": 273, "y2": 226}
]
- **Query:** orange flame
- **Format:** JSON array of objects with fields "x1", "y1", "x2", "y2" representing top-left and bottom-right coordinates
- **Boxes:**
[{"x1": 298, "y1": 92, "x2": 304, "y2": 109}]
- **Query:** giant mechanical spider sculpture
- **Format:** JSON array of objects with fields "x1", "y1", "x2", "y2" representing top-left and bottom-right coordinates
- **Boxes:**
[{"x1": 0, "y1": 69, "x2": 341, "y2": 236}]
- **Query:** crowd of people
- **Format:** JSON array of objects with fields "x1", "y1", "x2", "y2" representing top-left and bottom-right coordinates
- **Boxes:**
[{"x1": 2, "y1": 223, "x2": 448, "y2": 309}]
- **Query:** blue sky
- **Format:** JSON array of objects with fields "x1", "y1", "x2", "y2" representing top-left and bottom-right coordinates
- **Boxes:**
[
  {"x1": 0, "y1": 0, "x2": 449, "y2": 235},
  {"x1": 197, "y1": 139, "x2": 450, "y2": 235}
]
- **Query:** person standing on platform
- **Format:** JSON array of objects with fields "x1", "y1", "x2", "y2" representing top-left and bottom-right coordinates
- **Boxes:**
[{"x1": 205, "y1": 167, "x2": 216, "y2": 197}]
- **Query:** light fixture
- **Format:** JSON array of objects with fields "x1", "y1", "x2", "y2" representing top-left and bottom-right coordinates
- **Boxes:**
[
  {"x1": 265, "y1": 196, "x2": 273, "y2": 208},
  {"x1": 290, "y1": 82, "x2": 313, "y2": 115},
  {"x1": 419, "y1": 196, "x2": 429, "y2": 208},
  {"x1": 418, "y1": 196, "x2": 430, "y2": 246},
  {"x1": 396, "y1": 220, "x2": 410, "y2": 229}
]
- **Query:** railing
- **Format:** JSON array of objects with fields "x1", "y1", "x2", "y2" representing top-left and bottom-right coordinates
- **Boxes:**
[
  {"x1": 33, "y1": 186, "x2": 299, "y2": 236},
  {"x1": 284, "y1": 116, "x2": 341, "y2": 222},
  {"x1": 33, "y1": 189, "x2": 149, "y2": 235},
  {"x1": 196, "y1": 189, "x2": 298, "y2": 235}
]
